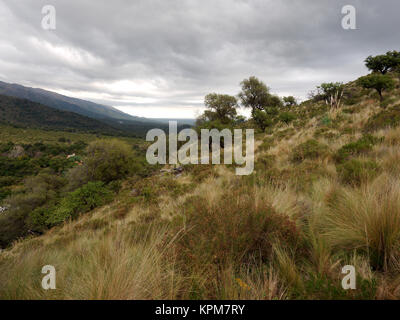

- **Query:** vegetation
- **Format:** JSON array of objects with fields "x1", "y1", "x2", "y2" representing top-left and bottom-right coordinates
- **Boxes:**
[
  {"x1": 312, "y1": 82, "x2": 345, "y2": 109},
  {"x1": 357, "y1": 74, "x2": 395, "y2": 102},
  {"x1": 2, "y1": 50, "x2": 400, "y2": 300},
  {"x1": 364, "y1": 51, "x2": 400, "y2": 74},
  {"x1": 283, "y1": 96, "x2": 297, "y2": 107},
  {"x1": 290, "y1": 139, "x2": 330, "y2": 163}
]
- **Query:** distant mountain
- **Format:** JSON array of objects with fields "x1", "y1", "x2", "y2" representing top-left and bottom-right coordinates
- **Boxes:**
[
  {"x1": 0, "y1": 81, "x2": 138, "y2": 121},
  {"x1": 0, "y1": 94, "x2": 127, "y2": 136}
]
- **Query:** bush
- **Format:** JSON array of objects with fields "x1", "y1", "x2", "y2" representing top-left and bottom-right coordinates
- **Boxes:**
[
  {"x1": 0, "y1": 171, "x2": 66, "y2": 247},
  {"x1": 174, "y1": 190, "x2": 302, "y2": 270},
  {"x1": 279, "y1": 112, "x2": 296, "y2": 124},
  {"x1": 290, "y1": 140, "x2": 330, "y2": 163},
  {"x1": 337, "y1": 159, "x2": 380, "y2": 185},
  {"x1": 335, "y1": 134, "x2": 381, "y2": 163},
  {"x1": 85, "y1": 139, "x2": 135, "y2": 183},
  {"x1": 46, "y1": 181, "x2": 113, "y2": 226},
  {"x1": 320, "y1": 116, "x2": 332, "y2": 126},
  {"x1": 364, "y1": 106, "x2": 400, "y2": 132}
]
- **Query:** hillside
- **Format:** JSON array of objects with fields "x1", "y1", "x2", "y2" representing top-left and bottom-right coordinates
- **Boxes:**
[
  {"x1": 0, "y1": 81, "x2": 138, "y2": 121},
  {"x1": 0, "y1": 94, "x2": 126, "y2": 135},
  {"x1": 1, "y1": 71, "x2": 400, "y2": 300}
]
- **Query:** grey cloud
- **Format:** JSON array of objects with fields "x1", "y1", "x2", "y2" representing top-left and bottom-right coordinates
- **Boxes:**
[{"x1": 0, "y1": 0, "x2": 399, "y2": 116}]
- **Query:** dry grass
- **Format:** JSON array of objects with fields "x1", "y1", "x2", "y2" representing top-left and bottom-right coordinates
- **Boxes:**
[
  {"x1": 320, "y1": 174, "x2": 400, "y2": 272},
  {"x1": 2, "y1": 88, "x2": 400, "y2": 300}
]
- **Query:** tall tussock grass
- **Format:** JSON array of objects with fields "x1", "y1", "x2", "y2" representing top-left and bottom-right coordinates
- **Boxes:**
[
  {"x1": 3, "y1": 92, "x2": 400, "y2": 300},
  {"x1": 0, "y1": 223, "x2": 183, "y2": 299},
  {"x1": 321, "y1": 174, "x2": 400, "y2": 272}
]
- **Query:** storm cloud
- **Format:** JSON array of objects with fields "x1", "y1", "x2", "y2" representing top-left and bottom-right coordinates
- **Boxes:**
[{"x1": 0, "y1": 0, "x2": 399, "y2": 118}]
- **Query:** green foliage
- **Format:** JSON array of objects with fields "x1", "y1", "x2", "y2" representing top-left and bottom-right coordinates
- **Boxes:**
[
  {"x1": 283, "y1": 96, "x2": 297, "y2": 107},
  {"x1": 365, "y1": 51, "x2": 400, "y2": 74},
  {"x1": 84, "y1": 139, "x2": 135, "y2": 183},
  {"x1": 238, "y1": 76, "x2": 282, "y2": 130},
  {"x1": 337, "y1": 159, "x2": 380, "y2": 185},
  {"x1": 297, "y1": 273, "x2": 377, "y2": 300},
  {"x1": 290, "y1": 140, "x2": 330, "y2": 163},
  {"x1": 312, "y1": 82, "x2": 344, "y2": 108},
  {"x1": 320, "y1": 116, "x2": 332, "y2": 126},
  {"x1": 279, "y1": 112, "x2": 296, "y2": 124},
  {"x1": 252, "y1": 109, "x2": 273, "y2": 131},
  {"x1": 0, "y1": 171, "x2": 67, "y2": 247},
  {"x1": 202, "y1": 93, "x2": 238, "y2": 124},
  {"x1": 357, "y1": 74, "x2": 395, "y2": 101},
  {"x1": 46, "y1": 182, "x2": 113, "y2": 227},
  {"x1": 335, "y1": 135, "x2": 382, "y2": 163},
  {"x1": 364, "y1": 105, "x2": 400, "y2": 132}
]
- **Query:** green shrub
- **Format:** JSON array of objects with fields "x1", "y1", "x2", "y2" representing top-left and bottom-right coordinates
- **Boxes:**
[
  {"x1": 85, "y1": 139, "x2": 134, "y2": 183},
  {"x1": 279, "y1": 112, "x2": 296, "y2": 124},
  {"x1": 337, "y1": 159, "x2": 380, "y2": 185},
  {"x1": 335, "y1": 134, "x2": 382, "y2": 163},
  {"x1": 290, "y1": 140, "x2": 330, "y2": 163},
  {"x1": 46, "y1": 181, "x2": 113, "y2": 226},
  {"x1": 320, "y1": 116, "x2": 332, "y2": 126}
]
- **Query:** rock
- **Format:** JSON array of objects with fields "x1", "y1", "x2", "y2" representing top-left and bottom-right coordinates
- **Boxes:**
[
  {"x1": 8, "y1": 145, "x2": 25, "y2": 158},
  {"x1": 173, "y1": 166, "x2": 184, "y2": 174}
]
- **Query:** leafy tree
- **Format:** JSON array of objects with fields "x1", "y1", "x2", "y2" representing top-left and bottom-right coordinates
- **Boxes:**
[
  {"x1": 253, "y1": 109, "x2": 272, "y2": 131},
  {"x1": 239, "y1": 77, "x2": 282, "y2": 130},
  {"x1": 365, "y1": 51, "x2": 400, "y2": 74},
  {"x1": 357, "y1": 74, "x2": 395, "y2": 102},
  {"x1": 203, "y1": 93, "x2": 238, "y2": 124},
  {"x1": 283, "y1": 96, "x2": 297, "y2": 107},
  {"x1": 238, "y1": 76, "x2": 282, "y2": 116},
  {"x1": 314, "y1": 82, "x2": 345, "y2": 109}
]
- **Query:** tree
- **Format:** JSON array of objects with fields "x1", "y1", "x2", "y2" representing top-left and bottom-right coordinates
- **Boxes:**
[
  {"x1": 315, "y1": 82, "x2": 345, "y2": 109},
  {"x1": 387, "y1": 51, "x2": 400, "y2": 78},
  {"x1": 84, "y1": 139, "x2": 134, "y2": 183},
  {"x1": 203, "y1": 93, "x2": 238, "y2": 124},
  {"x1": 252, "y1": 109, "x2": 272, "y2": 131},
  {"x1": 238, "y1": 76, "x2": 282, "y2": 116},
  {"x1": 283, "y1": 96, "x2": 297, "y2": 107},
  {"x1": 365, "y1": 51, "x2": 400, "y2": 74},
  {"x1": 357, "y1": 74, "x2": 395, "y2": 102}
]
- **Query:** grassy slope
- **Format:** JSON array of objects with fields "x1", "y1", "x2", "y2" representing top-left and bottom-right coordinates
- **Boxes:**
[{"x1": 2, "y1": 75, "x2": 400, "y2": 299}]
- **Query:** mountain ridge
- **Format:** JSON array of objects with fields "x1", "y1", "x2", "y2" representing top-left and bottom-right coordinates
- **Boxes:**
[{"x1": 0, "y1": 81, "x2": 139, "y2": 121}]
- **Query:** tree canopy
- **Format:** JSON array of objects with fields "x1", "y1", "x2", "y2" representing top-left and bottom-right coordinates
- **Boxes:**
[
  {"x1": 357, "y1": 74, "x2": 395, "y2": 102},
  {"x1": 238, "y1": 76, "x2": 282, "y2": 115},
  {"x1": 203, "y1": 93, "x2": 238, "y2": 124},
  {"x1": 365, "y1": 51, "x2": 400, "y2": 74}
]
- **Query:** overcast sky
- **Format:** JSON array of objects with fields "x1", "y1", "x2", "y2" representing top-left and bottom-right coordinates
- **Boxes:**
[{"x1": 0, "y1": 0, "x2": 399, "y2": 118}]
